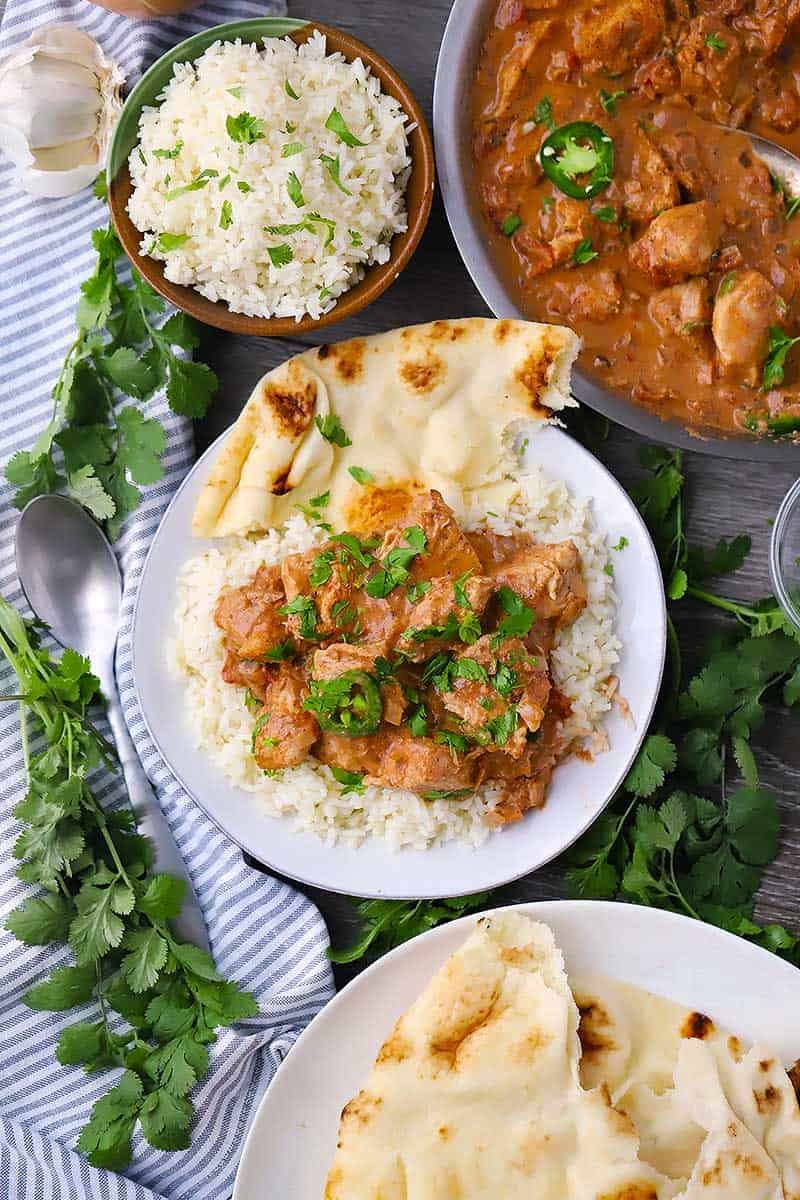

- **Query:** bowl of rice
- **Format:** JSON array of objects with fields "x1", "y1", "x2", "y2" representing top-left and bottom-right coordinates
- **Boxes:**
[{"x1": 106, "y1": 18, "x2": 434, "y2": 334}]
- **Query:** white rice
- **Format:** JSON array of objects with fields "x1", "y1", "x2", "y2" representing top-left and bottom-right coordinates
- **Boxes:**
[
  {"x1": 127, "y1": 32, "x2": 410, "y2": 320},
  {"x1": 168, "y1": 468, "x2": 621, "y2": 850}
]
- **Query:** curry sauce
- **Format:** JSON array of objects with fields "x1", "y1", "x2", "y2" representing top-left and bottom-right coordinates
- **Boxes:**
[{"x1": 472, "y1": 0, "x2": 800, "y2": 438}]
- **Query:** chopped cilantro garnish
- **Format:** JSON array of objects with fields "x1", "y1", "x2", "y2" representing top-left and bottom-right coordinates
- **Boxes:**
[
  {"x1": 226, "y1": 112, "x2": 265, "y2": 145},
  {"x1": 348, "y1": 466, "x2": 374, "y2": 485},
  {"x1": 433, "y1": 730, "x2": 469, "y2": 756},
  {"x1": 593, "y1": 205, "x2": 617, "y2": 223},
  {"x1": 282, "y1": 141, "x2": 306, "y2": 158},
  {"x1": 407, "y1": 579, "x2": 432, "y2": 605},
  {"x1": 349, "y1": 229, "x2": 363, "y2": 246},
  {"x1": 309, "y1": 549, "x2": 335, "y2": 588},
  {"x1": 286, "y1": 171, "x2": 305, "y2": 208},
  {"x1": 487, "y1": 706, "x2": 518, "y2": 747},
  {"x1": 423, "y1": 788, "x2": 472, "y2": 800},
  {"x1": 704, "y1": 32, "x2": 727, "y2": 51},
  {"x1": 285, "y1": 79, "x2": 300, "y2": 100},
  {"x1": 315, "y1": 412, "x2": 352, "y2": 447},
  {"x1": 148, "y1": 232, "x2": 189, "y2": 253},
  {"x1": 612, "y1": 535, "x2": 629, "y2": 551},
  {"x1": 279, "y1": 595, "x2": 318, "y2": 640},
  {"x1": 572, "y1": 237, "x2": 598, "y2": 266},
  {"x1": 365, "y1": 526, "x2": 427, "y2": 598},
  {"x1": 330, "y1": 766, "x2": 365, "y2": 794},
  {"x1": 409, "y1": 705, "x2": 428, "y2": 738},
  {"x1": 267, "y1": 243, "x2": 293, "y2": 267},
  {"x1": 262, "y1": 639, "x2": 297, "y2": 661},
  {"x1": 599, "y1": 88, "x2": 626, "y2": 116},
  {"x1": 763, "y1": 327, "x2": 800, "y2": 389},
  {"x1": 237, "y1": 180, "x2": 253, "y2": 194},
  {"x1": 325, "y1": 107, "x2": 367, "y2": 146},
  {"x1": 320, "y1": 153, "x2": 352, "y2": 195},
  {"x1": 153, "y1": 141, "x2": 183, "y2": 160},
  {"x1": 243, "y1": 689, "x2": 260, "y2": 712},
  {"x1": 604, "y1": 562, "x2": 614, "y2": 577},
  {"x1": 219, "y1": 200, "x2": 233, "y2": 230},
  {"x1": 493, "y1": 587, "x2": 535, "y2": 642},
  {"x1": 227, "y1": 86, "x2": 243, "y2": 98},
  {"x1": 166, "y1": 170, "x2": 218, "y2": 201},
  {"x1": 501, "y1": 214, "x2": 522, "y2": 236},
  {"x1": 533, "y1": 95, "x2": 555, "y2": 130}
]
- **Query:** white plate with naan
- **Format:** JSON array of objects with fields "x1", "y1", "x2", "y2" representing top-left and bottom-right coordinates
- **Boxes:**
[
  {"x1": 232, "y1": 901, "x2": 800, "y2": 1200},
  {"x1": 132, "y1": 418, "x2": 664, "y2": 897}
]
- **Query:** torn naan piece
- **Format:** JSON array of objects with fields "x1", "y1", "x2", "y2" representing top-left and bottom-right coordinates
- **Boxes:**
[
  {"x1": 193, "y1": 318, "x2": 579, "y2": 538},
  {"x1": 573, "y1": 975, "x2": 800, "y2": 1197},
  {"x1": 324, "y1": 912, "x2": 673, "y2": 1200}
]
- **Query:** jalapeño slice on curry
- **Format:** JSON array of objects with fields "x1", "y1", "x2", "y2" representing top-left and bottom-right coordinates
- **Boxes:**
[
  {"x1": 539, "y1": 122, "x2": 614, "y2": 201},
  {"x1": 303, "y1": 669, "x2": 383, "y2": 736}
]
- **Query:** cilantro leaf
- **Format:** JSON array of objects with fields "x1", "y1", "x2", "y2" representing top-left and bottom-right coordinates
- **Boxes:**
[
  {"x1": 325, "y1": 107, "x2": 367, "y2": 146},
  {"x1": 67, "y1": 467, "x2": 116, "y2": 522},
  {"x1": 165, "y1": 356, "x2": 218, "y2": 419},
  {"x1": 6, "y1": 893, "x2": 73, "y2": 945},
  {"x1": 139, "y1": 1089, "x2": 193, "y2": 1151},
  {"x1": 24, "y1": 964, "x2": 96, "y2": 1011},
  {"x1": 330, "y1": 766, "x2": 365, "y2": 794},
  {"x1": 328, "y1": 893, "x2": 492, "y2": 964},
  {"x1": 624, "y1": 734, "x2": 677, "y2": 797},
  {"x1": 315, "y1": 412, "x2": 352, "y2": 447},
  {"x1": 77, "y1": 1070, "x2": 144, "y2": 1170},
  {"x1": 226, "y1": 112, "x2": 265, "y2": 144}
]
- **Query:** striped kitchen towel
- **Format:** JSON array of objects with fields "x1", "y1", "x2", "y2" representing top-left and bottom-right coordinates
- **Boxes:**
[{"x1": 0, "y1": 3, "x2": 335, "y2": 1199}]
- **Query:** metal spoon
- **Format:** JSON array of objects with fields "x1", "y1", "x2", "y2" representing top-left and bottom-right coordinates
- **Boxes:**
[
  {"x1": 723, "y1": 126, "x2": 800, "y2": 195},
  {"x1": 16, "y1": 494, "x2": 209, "y2": 952}
]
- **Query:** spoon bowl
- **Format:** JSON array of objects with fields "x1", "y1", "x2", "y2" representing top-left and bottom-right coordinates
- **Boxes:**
[
  {"x1": 15, "y1": 495, "x2": 122, "y2": 668},
  {"x1": 16, "y1": 494, "x2": 209, "y2": 950}
]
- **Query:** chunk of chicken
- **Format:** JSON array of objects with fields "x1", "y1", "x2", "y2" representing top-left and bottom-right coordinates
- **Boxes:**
[
  {"x1": 711, "y1": 269, "x2": 783, "y2": 384},
  {"x1": 401, "y1": 574, "x2": 494, "y2": 662},
  {"x1": 375, "y1": 729, "x2": 478, "y2": 793},
  {"x1": 488, "y1": 22, "x2": 556, "y2": 119},
  {"x1": 515, "y1": 228, "x2": 556, "y2": 279},
  {"x1": 658, "y1": 127, "x2": 707, "y2": 199},
  {"x1": 675, "y1": 17, "x2": 743, "y2": 122},
  {"x1": 214, "y1": 564, "x2": 287, "y2": 660},
  {"x1": 756, "y1": 68, "x2": 800, "y2": 133},
  {"x1": 623, "y1": 130, "x2": 679, "y2": 224},
  {"x1": 540, "y1": 195, "x2": 595, "y2": 266},
  {"x1": 220, "y1": 652, "x2": 271, "y2": 700},
  {"x1": 568, "y1": 270, "x2": 624, "y2": 322},
  {"x1": 489, "y1": 541, "x2": 587, "y2": 628},
  {"x1": 629, "y1": 202, "x2": 721, "y2": 286},
  {"x1": 252, "y1": 665, "x2": 318, "y2": 770},
  {"x1": 467, "y1": 530, "x2": 534, "y2": 570},
  {"x1": 380, "y1": 490, "x2": 481, "y2": 584},
  {"x1": 281, "y1": 545, "x2": 401, "y2": 646},
  {"x1": 314, "y1": 731, "x2": 383, "y2": 778},
  {"x1": 634, "y1": 52, "x2": 680, "y2": 100},
  {"x1": 311, "y1": 642, "x2": 389, "y2": 681},
  {"x1": 572, "y1": 0, "x2": 665, "y2": 74},
  {"x1": 648, "y1": 278, "x2": 711, "y2": 336}
]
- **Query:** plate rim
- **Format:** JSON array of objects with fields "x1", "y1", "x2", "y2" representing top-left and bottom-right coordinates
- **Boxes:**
[
  {"x1": 233, "y1": 898, "x2": 800, "y2": 1198},
  {"x1": 131, "y1": 417, "x2": 666, "y2": 898}
]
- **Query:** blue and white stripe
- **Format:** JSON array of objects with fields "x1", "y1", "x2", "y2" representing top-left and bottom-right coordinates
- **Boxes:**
[{"x1": 0, "y1": 3, "x2": 335, "y2": 1197}]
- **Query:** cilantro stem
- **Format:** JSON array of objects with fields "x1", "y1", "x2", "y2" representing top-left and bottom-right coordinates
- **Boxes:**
[{"x1": 685, "y1": 584, "x2": 761, "y2": 619}]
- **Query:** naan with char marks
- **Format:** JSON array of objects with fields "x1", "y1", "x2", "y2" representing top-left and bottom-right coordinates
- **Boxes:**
[{"x1": 192, "y1": 318, "x2": 579, "y2": 539}]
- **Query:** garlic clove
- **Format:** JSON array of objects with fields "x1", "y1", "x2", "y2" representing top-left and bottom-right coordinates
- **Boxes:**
[{"x1": 0, "y1": 24, "x2": 124, "y2": 198}]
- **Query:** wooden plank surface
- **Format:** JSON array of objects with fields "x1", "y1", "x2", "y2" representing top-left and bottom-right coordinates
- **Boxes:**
[{"x1": 194, "y1": 0, "x2": 800, "y2": 980}]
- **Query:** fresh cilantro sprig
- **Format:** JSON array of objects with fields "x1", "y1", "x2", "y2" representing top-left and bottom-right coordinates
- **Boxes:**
[
  {"x1": 566, "y1": 446, "x2": 800, "y2": 962},
  {"x1": 5, "y1": 223, "x2": 218, "y2": 539},
  {"x1": 328, "y1": 893, "x2": 493, "y2": 964},
  {"x1": 0, "y1": 598, "x2": 257, "y2": 1168}
]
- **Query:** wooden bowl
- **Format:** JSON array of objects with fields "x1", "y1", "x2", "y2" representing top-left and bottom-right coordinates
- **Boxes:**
[{"x1": 107, "y1": 18, "x2": 434, "y2": 337}]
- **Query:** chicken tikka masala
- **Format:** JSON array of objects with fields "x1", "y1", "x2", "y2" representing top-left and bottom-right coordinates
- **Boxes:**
[
  {"x1": 214, "y1": 490, "x2": 586, "y2": 826},
  {"x1": 473, "y1": 0, "x2": 800, "y2": 438}
]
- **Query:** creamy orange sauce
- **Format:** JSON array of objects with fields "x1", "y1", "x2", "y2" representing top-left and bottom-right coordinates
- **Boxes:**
[{"x1": 472, "y1": 0, "x2": 800, "y2": 437}]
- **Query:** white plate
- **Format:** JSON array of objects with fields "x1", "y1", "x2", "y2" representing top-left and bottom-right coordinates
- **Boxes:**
[
  {"x1": 233, "y1": 900, "x2": 800, "y2": 1199},
  {"x1": 132, "y1": 423, "x2": 665, "y2": 897}
]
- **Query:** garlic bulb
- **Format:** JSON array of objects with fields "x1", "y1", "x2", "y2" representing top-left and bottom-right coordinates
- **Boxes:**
[{"x1": 0, "y1": 25, "x2": 124, "y2": 199}]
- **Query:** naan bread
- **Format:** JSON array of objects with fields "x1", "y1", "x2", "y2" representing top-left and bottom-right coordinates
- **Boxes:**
[
  {"x1": 324, "y1": 912, "x2": 671, "y2": 1200},
  {"x1": 193, "y1": 318, "x2": 579, "y2": 538},
  {"x1": 573, "y1": 975, "x2": 800, "y2": 1197}
]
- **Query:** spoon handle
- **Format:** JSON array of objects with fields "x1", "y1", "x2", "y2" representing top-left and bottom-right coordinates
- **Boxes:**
[{"x1": 105, "y1": 691, "x2": 211, "y2": 953}]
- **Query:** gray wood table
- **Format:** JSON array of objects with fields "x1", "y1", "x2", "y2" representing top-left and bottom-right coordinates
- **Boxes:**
[{"x1": 195, "y1": 0, "x2": 800, "y2": 981}]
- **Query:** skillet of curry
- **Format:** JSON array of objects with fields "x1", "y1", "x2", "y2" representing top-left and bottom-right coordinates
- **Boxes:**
[{"x1": 472, "y1": 0, "x2": 800, "y2": 440}]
